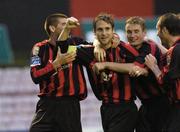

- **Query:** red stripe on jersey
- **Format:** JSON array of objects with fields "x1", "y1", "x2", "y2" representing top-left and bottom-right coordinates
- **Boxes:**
[
  {"x1": 57, "y1": 70, "x2": 65, "y2": 96},
  {"x1": 48, "y1": 47, "x2": 55, "y2": 93},
  {"x1": 39, "y1": 81, "x2": 46, "y2": 96},
  {"x1": 102, "y1": 92, "x2": 109, "y2": 103},
  {"x1": 176, "y1": 79, "x2": 180, "y2": 100},
  {"x1": 69, "y1": 63, "x2": 75, "y2": 95},
  {"x1": 49, "y1": 47, "x2": 53, "y2": 61},
  {"x1": 36, "y1": 40, "x2": 49, "y2": 47},
  {"x1": 112, "y1": 48, "x2": 120, "y2": 103},
  {"x1": 124, "y1": 75, "x2": 131, "y2": 100},
  {"x1": 112, "y1": 73, "x2": 120, "y2": 103},
  {"x1": 31, "y1": 40, "x2": 48, "y2": 55},
  {"x1": 77, "y1": 65, "x2": 85, "y2": 94},
  {"x1": 108, "y1": 51, "x2": 119, "y2": 102},
  {"x1": 122, "y1": 43, "x2": 139, "y2": 56},
  {"x1": 32, "y1": 63, "x2": 54, "y2": 78}
]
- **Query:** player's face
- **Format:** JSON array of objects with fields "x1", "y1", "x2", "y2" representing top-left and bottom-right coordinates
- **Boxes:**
[
  {"x1": 94, "y1": 20, "x2": 114, "y2": 49},
  {"x1": 50, "y1": 17, "x2": 67, "y2": 34},
  {"x1": 57, "y1": 17, "x2": 67, "y2": 32},
  {"x1": 156, "y1": 20, "x2": 169, "y2": 46},
  {"x1": 125, "y1": 24, "x2": 146, "y2": 49}
]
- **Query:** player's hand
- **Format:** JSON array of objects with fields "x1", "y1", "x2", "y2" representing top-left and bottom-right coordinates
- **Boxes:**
[
  {"x1": 129, "y1": 65, "x2": 148, "y2": 77},
  {"x1": 92, "y1": 62, "x2": 106, "y2": 74},
  {"x1": 65, "y1": 17, "x2": 80, "y2": 29},
  {"x1": 111, "y1": 33, "x2": 120, "y2": 48},
  {"x1": 94, "y1": 46, "x2": 106, "y2": 62},
  {"x1": 145, "y1": 54, "x2": 157, "y2": 70},
  {"x1": 52, "y1": 47, "x2": 76, "y2": 70}
]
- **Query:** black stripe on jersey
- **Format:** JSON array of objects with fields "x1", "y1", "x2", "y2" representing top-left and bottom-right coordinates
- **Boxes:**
[
  {"x1": 112, "y1": 48, "x2": 116, "y2": 62},
  {"x1": 43, "y1": 45, "x2": 50, "y2": 94},
  {"x1": 63, "y1": 67, "x2": 70, "y2": 95},
  {"x1": 106, "y1": 81, "x2": 113, "y2": 103},
  {"x1": 51, "y1": 73, "x2": 59, "y2": 96},
  {"x1": 117, "y1": 74, "x2": 125, "y2": 100},
  {"x1": 73, "y1": 63, "x2": 80, "y2": 95}
]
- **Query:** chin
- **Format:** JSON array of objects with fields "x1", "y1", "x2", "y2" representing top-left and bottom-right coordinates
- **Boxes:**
[
  {"x1": 100, "y1": 41, "x2": 108, "y2": 45},
  {"x1": 130, "y1": 43, "x2": 138, "y2": 46}
]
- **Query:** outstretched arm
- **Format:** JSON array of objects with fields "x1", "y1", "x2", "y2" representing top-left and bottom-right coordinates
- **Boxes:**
[{"x1": 93, "y1": 62, "x2": 148, "y2": 77}]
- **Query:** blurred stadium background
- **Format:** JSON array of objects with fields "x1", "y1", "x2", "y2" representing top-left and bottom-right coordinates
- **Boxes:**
[{"x1": 0, "y1": 0, "x2": 179, "y2": 132}]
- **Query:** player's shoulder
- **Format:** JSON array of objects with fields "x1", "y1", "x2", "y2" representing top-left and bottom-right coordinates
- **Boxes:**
[
  {"x1": 70, "y1": 36, "x2": 87, "y2": 45},
  {"x1": 143, "y1": 39, "x2": 158, "y2": 48},
  {"x1": 118, "y1": 40, "x2": 127, "y2": 47},
  {"x1": 118, "y1": 41, "x2": 133, "y2": 50},
  {"x1": 31, "y1": 40, "x2": 49, "y2": 55},
  {"x1": 34, "y1": 40, "x2": 49, "y2": 47}
]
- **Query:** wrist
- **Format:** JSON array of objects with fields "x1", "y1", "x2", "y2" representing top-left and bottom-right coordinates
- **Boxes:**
[
  {"x1": 151, "y1": 64, "x2": 162, "y2": 78},
  {"x1": 52, "y1": 60, "x2": 61, "y2": 71}
]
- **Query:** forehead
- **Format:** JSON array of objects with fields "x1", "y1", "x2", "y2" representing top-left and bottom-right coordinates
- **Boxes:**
[
  {"x1": 125, "y1": 23, "x2": 143, "y2": 30},
  {"x1": 56, "y1": 17, "x2": 67, "y2": 24},
  {"x1": 95, "y1": 20, "x2": 112, "y2": 29}
]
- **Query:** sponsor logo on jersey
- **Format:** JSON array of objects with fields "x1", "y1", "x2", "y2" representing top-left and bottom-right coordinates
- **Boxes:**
[{"x1": 31, "y1": 56, "x2": 41, "y2": 67}]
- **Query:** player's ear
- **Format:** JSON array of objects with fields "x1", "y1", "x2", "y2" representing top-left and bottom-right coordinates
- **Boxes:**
[
  {"x1": 49, "y1": 25, "x2": 56, "y2": 33},
  {"x1": 162, "y1": 27, "x2": 169, "y2": 35}
]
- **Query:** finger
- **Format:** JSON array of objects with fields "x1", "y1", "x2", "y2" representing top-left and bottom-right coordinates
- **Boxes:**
[
  {"x1": 66, "y1": 57, "x2": 76, "y2": 63},
  {"x1": 68, "y1": 52, "x2": 77, "y2": 57},
  {"x1": 97, "y1": 53, "x2": 101, "y2": 62},
  {"x1": 64, "y1": 53, "x2": 76, "y2": 60},
  {"x1": 70, "y1": 17, "x2": 80, "y2": 25},
  {"x1": 149, "y1": 54, "x2": 153, "y2": 57},
  {"x1": 133, "y1": 70, "x2": 140, "y2": 77},
  {"x1": 96, "y1": 68, "x2": 100, "y2": 74},
  {"x1": 68, "y1": 17, "x2": 80, "y2": 26},
  {"x1": 129, "y1": 70, "x2": 135, "y2": 77},
  {"x1": 94, "y1": 53, "x2": 100, "y2": 62},
  {"x1": 98, "y1": 54, "x2": 104, "y2": 62},
  {"x1": 57, "y1": 47, "x2": 62, "y2": 54},
  {"x1": 98, "y1": 50, "x2": 105, "y2": 62},
  {"x1": 129, "y1": 72, "x2": 136, "y2": 77},
  {"x1": 101, "y1": 51, "x2": 106, "y2": 62},
  {"x1": 64, "y1": 54, "x2": 76, "y2": 63},
  {"x1": 92, "y1": 65, "x2": 96, "y2": 73},
  {"x1": 56, "y1": 47, "x2": 62, "y2": 58},
  {"x1": 69, "y1": 17, "x2": 79, "y2": 22}
]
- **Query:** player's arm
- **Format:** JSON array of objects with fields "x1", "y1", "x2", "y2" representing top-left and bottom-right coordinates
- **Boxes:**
[
  {"x1": 30, "y1": 44, "x2": 76, "y2": 84},
  {"x1": 30, "y1": 45, "x2": 56, "y2": 84},
  {"x1": 93, "y1": 62, "x2": 148, "y2": 77},
  {"x1": 165, "y1": 45, "x2": 180, "y2": 80},
  {"x1": 145, "y1": 54, "x2": 162, "y2": 79}
]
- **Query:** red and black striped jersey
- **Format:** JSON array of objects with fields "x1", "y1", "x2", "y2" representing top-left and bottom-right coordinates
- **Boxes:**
[
  {"x1": 158, "y1": 38, "x2": 180, "y2": 102},
  {"x1": 77, "y1": 41, "x2": 146, "y2": 104},
  {"x1": 30, "y1": 37, "x2": 89, "y2": 100},
  {"x1": 129, "y1": 40, "x2": 166, "y2": 101}
]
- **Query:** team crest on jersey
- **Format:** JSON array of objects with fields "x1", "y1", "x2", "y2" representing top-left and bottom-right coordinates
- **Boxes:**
[
  {"x1": 32, "y1": 46, "x2": 40, "y2": 56},
  {"x1": 30, "y1": 56, "x2": 41, "y2": 67}
]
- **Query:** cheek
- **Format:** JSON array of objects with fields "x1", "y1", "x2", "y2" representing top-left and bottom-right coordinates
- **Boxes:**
[{"x1": 136, "y1": 34, "x2": 144, "y2": 41}]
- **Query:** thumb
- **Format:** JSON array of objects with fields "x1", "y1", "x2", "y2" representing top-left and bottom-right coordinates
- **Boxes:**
[{"x1": 57, "y1": 47, "x2": 62, "y2": 55}]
